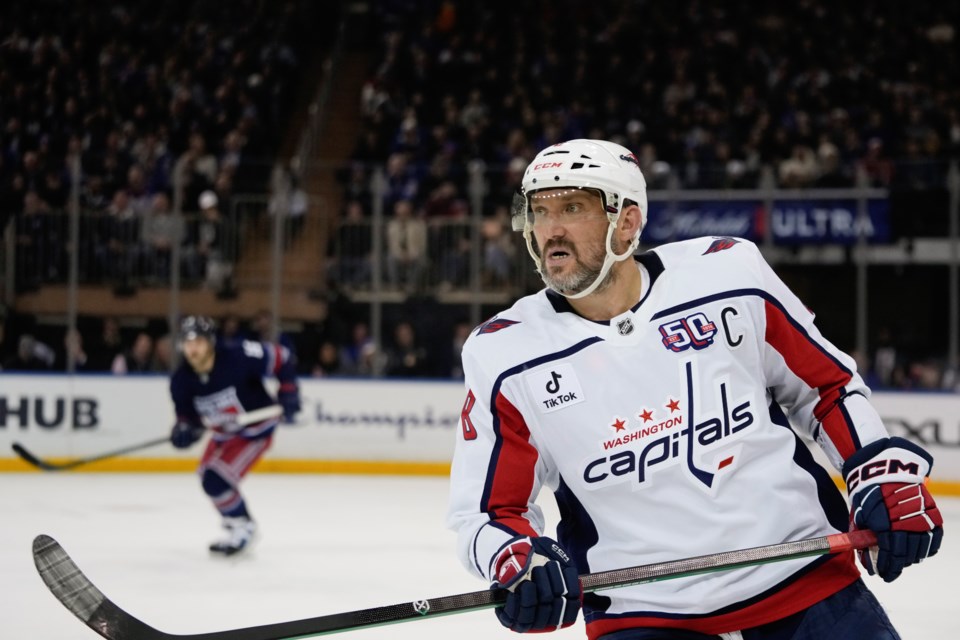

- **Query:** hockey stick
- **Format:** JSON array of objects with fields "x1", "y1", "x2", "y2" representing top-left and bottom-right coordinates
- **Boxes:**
[
  {"x1": 12, "y1": 405, "x2": 283, "y2": 471},
  {"x1": 33, "y1": 530, "x2": 877, "y2": 640},
  {"x1": 200, "y1": 404, "x2": 283, "y2": 428},
  {"x1": 12, "y1": 437, "x2": 172, "y2": 472}
]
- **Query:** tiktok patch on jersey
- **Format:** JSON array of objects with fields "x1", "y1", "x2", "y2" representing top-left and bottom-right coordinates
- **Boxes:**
[{"x1": 525, "y1": 362, "x2": 587, "y2": 414}]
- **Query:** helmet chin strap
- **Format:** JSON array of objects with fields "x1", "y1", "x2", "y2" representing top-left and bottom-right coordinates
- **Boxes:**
[{"x1": 526, "y1": 219, "x2": 639, "y2": 300}]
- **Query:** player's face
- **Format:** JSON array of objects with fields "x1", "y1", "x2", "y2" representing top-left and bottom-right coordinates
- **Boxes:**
[
  {"x1": 530, "y1": 188, "x2": 613, "y2": 294},
  {"x1": 181, "y1": 336, "x2": 214, "y2": 373}
]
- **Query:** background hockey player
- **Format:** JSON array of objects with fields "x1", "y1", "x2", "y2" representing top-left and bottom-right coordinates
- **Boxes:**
[
  {"x1": 446, "y1": 139, "x2": 944, "y2": 639},
  {"x1": 170, "y1": 315, "x2": 301, "y2": 555}
]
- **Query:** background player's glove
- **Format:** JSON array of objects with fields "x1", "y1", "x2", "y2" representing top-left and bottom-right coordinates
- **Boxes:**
[
  {"x1": 490, "y1": 535, "x2": 581, "y2": 633},
  {"x1": 843, "y1": 436, "x2": 944, "y2": 582},
  {"x1": 278, "y1": 382, "x2": 301, "y2": 423},
  {"x1": 170, "y1": 421, "x2": 204, "y2": 449}
]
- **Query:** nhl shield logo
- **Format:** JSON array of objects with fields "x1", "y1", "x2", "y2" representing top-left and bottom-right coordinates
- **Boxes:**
[{"x1": 616, "y1": 318, "x2": 634, "y2": 336}]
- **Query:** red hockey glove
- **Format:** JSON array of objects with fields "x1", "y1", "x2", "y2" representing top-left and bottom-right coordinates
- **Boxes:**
[
  {"x1": 490, "y1": 536, "x2": 581, "y2": 633},
  {"x1": 843, "y1": 437, "x2": 944, "y2": 582}
]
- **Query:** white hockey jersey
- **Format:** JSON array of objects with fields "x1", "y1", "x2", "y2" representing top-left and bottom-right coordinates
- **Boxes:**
[{"x1": 446, "y1": 236, "x2": 890, "y2": 637}]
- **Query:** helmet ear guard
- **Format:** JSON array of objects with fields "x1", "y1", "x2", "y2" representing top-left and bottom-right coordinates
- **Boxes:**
[{"x1": 515, "y1": 139, "x2": 648, "y2": 299}]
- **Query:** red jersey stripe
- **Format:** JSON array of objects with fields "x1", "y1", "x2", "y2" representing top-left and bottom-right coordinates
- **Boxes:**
[
  {"x1": 485, "y1": 392, "x2": 539, "y2": 537},
  {"x1": 271, "y1": 344, "x2": 284, "y2": 374},
  {"x1": 764, "y1": 300, "x2": 857, "y2": 459}
]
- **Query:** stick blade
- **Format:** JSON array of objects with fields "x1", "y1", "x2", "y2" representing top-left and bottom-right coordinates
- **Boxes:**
[
  {"x1": 33, "y1": 535, "x2": 166, "y2": 640},
  {"x1": 12, "y1": 443, "x2": 63, "y2": 471}
]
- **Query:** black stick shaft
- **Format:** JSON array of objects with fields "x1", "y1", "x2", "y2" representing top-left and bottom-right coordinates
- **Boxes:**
[
  {"x1": 33, "y1": 530, "x2": 877, "y2": 640},
  {"x1": 12, "y1": 436, "x2": 171, "y2": 471},
  {"x1": 13, "y1": 405, "x2": 279, "y2": 471}
]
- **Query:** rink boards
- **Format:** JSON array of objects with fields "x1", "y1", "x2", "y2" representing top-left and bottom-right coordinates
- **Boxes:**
[{"x1": 1, "y1": 374, "x2": 959, "y2": 494}]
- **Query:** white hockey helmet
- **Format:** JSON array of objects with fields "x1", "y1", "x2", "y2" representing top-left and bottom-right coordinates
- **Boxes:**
[{"x1": 512, "y1": 139, "x2": 648, "y2": 299}]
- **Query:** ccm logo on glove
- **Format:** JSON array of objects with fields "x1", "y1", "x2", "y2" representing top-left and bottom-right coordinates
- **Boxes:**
[
  {"x1": 846, "y1": 458, "x2": 922, "y2": 492},
  {"x1": 843, "y1": 437, "x2": 944, "y2": 583}
]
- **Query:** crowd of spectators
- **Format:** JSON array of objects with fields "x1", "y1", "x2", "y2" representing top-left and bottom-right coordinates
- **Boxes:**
[
  {"x1": 3, "y1": 1, "x2": 960, "y2": 388},
  {"x1": 1, "y1": 0, "x2": 326, "y2": 294},
  {"x1": 321, "y1": 0, "x2": 960, "y2": 384},
  {"x1": 0, "y1": 312, "x2": 173, "y2": 374},
  {"x1": 1, "y1": 302, "x2": 958, "y2": 390},
  {"x1": 346, "y1": 0, "x2": 958, "y2": 201},
  {"x1": 325, "y1": 0, "x2": 960, "y2": 294},
  {"x1": 0, "y1": 305, "x2": 472, "y2": 381}
]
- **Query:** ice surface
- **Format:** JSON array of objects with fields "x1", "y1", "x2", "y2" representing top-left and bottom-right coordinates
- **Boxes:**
[{"x1": 1, "y1": 473, "x2": 955, "y2": 638}]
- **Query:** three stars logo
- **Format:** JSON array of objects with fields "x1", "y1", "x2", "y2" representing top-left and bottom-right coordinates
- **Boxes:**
[{"x1": 615, "y1": 399, "x2": 682, "y2": 431}]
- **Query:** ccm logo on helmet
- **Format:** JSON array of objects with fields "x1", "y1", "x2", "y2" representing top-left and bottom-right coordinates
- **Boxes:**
[{"x1": 533, "y1": 162, "x2": 564, "y2": 170}]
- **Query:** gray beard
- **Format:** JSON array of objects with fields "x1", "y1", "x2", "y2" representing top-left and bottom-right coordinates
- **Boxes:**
[{"x1": 541, "y1": 244, "x2": 613, "y2": 295}]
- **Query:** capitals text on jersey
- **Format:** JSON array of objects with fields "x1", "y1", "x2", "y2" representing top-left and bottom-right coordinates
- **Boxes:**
[{"x1": 582, "y1": 359, "x2": 755, "y2": 491}]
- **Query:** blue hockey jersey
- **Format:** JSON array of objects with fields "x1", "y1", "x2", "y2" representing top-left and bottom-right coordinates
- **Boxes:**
[{"x1": 170, "y1": 340, "x2": 296, "y2": 441}]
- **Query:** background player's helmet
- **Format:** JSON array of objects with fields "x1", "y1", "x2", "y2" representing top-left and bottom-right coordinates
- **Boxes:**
[
  {"x1": 179, "y1": 315, "x2": 216, "y2": 343},
  {"x1": 512, "y1": 139, "x2": 648, "y2": 299}
]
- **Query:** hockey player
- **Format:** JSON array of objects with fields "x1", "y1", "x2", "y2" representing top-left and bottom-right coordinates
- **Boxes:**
[
  {"x1": 446, "y1": 139, "x2": 944, "y2": 639},
  {"x1": 170, "y1": 315, "x2": 301, "y2": 555}
]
